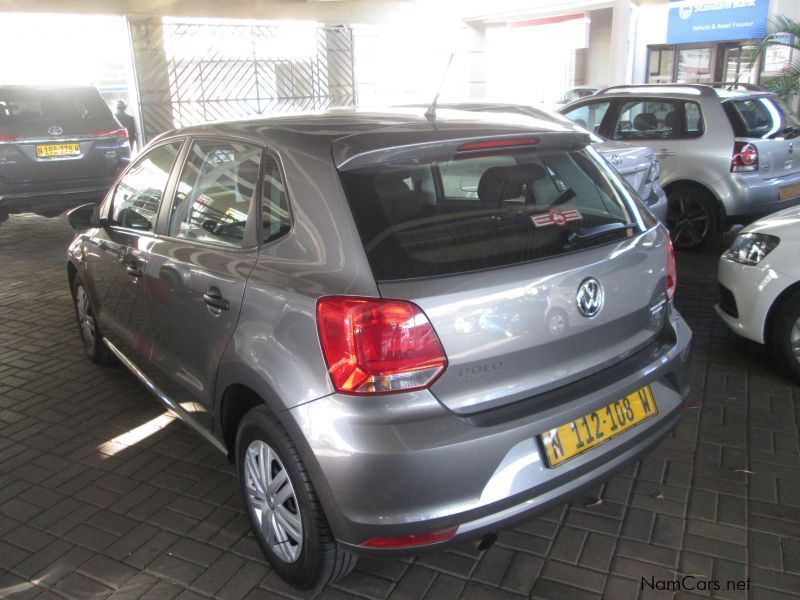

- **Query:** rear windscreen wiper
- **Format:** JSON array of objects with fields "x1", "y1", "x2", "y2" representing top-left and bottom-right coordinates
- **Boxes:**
[{"x1": 565, "y1": 222, "x2": 639, "y2": 247}]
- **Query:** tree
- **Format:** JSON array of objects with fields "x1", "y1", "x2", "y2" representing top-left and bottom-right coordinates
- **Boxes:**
[{"x1": 752, "y1": 16, "x2": 800, "y2": 105}]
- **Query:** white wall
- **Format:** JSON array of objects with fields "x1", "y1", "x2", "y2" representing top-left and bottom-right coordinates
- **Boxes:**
[{"x1": 586, "y1": 8, "x2": 613, "y2": 85}]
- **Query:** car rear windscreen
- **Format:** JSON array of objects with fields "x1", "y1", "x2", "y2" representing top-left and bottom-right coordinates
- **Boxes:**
[
  {"x1": 339, "y1": 147, "x2": 640, "y2": 280},
  {"x1": 723, "y1": 96, "x2": 800, "y2": 139},
  {"x1": 0, "y1": 88, "x2": 113, "y2": 129}
]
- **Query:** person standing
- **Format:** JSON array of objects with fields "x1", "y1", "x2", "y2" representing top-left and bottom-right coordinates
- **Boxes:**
[{"x1": 114, "y1": 100, "x2": 138, "y2": 152}]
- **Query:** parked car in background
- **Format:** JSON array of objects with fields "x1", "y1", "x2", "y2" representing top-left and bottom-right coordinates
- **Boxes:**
[
  {"x1": 554, "y1": 85, "x2": 604, "y2": 106},
  {"x1": 559, "y1": 83, "x2": 800, "y2": 250},
  {"x1": 0, "y1": 85, "x2": 130, "y2": 219},
  {"x1": 66, "y1": 108, "x2": 692, "y2": 590},
  {"x1": 433, "y1": 102, "x2": 667, "y2": 222},
  {"x1": 716, "y1": 205, "x2": 800, "y2": 379}
]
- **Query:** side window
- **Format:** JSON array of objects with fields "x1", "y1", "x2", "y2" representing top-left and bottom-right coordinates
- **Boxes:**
[
  {"x1": 612, "y1": 100, "x2": 680, "y2": 141},
  {"x1": 562, "y1": 102, "x2": 610, "y2": 133},
  {"x1": 262, "y1": 155, "x2": 291, "y2": 243},
  {"x1": 683, "y1": 102, "x2": 704, "y2": 138},
  {"x1": 169, "y1": 139, "x2": 262, "y2": 248},
  {"x1": 110, "y1": 141, "x2": 182, "y2": 231}
]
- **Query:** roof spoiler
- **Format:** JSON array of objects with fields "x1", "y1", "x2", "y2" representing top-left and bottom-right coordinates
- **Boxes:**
[{"x1": 334, "y1": 131, "x2": 591, "y2": 171}]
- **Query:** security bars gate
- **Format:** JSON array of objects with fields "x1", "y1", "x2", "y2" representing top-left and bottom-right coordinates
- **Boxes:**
[{"x1": 128, "y1": 18, "x2": 356, "y2": 143}]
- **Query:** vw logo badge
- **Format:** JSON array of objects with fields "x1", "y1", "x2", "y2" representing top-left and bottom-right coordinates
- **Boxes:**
[
  {"x1": 576, "y1": 278, "x2": 604, "y2": 318},
  {"x1": 610, "y1": 153, "x2": 622, "y2": 167},
  {"x1": 47, "y1": 125, "x2": 63, "y2": 135}
]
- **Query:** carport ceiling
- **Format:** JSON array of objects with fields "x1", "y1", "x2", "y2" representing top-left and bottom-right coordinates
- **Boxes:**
[{"x1": 0, "y1": 0, "x2": 415, "y2": 22}]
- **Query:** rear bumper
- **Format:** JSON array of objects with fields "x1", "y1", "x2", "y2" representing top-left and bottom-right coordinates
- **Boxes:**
[
  {"x1": 288, "y1": 308, "x2": 693, "y2": 552},
  {"x1": 0, "y1": 178, "x2": 116, "y2": 213},
  {"x1": 712, "y1": 170, "x2": 800, "y2": 223}
]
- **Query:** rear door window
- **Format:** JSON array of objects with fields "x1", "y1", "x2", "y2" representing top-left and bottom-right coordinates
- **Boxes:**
[
  {"x1": 168, "y1": 139, "x2": 262, "y2": 248},
  {"x1": 110, "y1": 141, "x2": 183, "y2": 231},
  {"x1": 262, "y1": 155, "x2": 292, "y2": 243},
  {"x1": 612, "y1": 100, "x2": 680, "y2": 140},
  {"x1": 723, "y1": 96, "x2": 800, "y2": 139},
  {"x1": 561, "y1": 101, "x2": 610, "y2": 133},
  {"x1": 339, "y1": 147, "x2": 639, "y2": 280}
]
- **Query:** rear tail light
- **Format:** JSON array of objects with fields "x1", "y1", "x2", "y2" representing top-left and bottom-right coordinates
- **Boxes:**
[
  {"x1": 0, "y1": 134, "x2": 19, "y2": 142},
  {"x1": 91, "y1": 127, "x2": 129, "y2": 140},
  {"x1": 361, "y1": 527, "x2": 457, "y2": 548},
  {"x1": 316, "y1": 296, "x2": 447, "y2": 395},
  {"x1": 666, "y1": 238, "x2": 677, "y2": 301},
  {"x1": 731, "y1": 141, "x2": 758, "y2": 172}
]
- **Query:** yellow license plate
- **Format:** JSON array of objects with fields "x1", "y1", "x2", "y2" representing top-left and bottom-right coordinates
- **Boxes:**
[
  {"x1": 541, "y1": 385, "x2": 657, "y2": 467},
  {"x1": 779, "y1": 182, "x2": 800, "y2": 201},
  {"x1": 36, "y1": 143, "x2": 80, "y2": 158}
]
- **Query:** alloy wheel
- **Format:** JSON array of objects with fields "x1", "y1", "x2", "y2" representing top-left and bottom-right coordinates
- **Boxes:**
[
  {"x1": 667, "y1": 193, "x2": 711, "y2": 249},
  {"x1": 244, "y1": 440, "x2": 303, "y2": 563},
  {"x1": 75, "y1": 286, "x2": 96, "y2": 349}
]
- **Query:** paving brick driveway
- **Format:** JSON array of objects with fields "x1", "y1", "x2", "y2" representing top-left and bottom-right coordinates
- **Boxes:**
[{"x1": 1, "y1": 212, "x2": 798, "y2": 599}]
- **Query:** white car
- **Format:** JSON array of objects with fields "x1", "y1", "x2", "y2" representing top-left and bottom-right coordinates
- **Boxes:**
[{"x1": 716, "y1": 205, "x2": 800, "y2": 378}]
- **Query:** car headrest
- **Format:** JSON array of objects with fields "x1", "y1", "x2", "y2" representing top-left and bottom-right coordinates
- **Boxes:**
[
  {"x1": 633, "y1": 113, "x2": 658, "y2": 131},
  {"x1": 477, "y1": 163, "x2": 546, "y2": 206},
  {"x1": 374, "y1": 172, "x2": 425, "y2": 222}
]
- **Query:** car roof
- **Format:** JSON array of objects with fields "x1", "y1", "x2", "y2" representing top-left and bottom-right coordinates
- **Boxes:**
[
  {"x1": 154, "y1": 107, "x2": 591, "y2": 168},
  {"x1": 167, "y1": 106, "x2": 577, "y2": 136}
]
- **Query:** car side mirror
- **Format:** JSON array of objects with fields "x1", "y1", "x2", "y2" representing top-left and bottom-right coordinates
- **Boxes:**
[{"x1": 67, "y1": 203, "x2": 101, "y2": 231}]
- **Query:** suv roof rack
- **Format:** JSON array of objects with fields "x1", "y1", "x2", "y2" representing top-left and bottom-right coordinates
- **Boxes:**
[
  {"x1": 597, "y1": 82, "x2": 767, "y2": 97},
  {"x1": 708, "y1": 81, "x2": 764, "y2": 91},
  {"x1": 597, "y1": 84, "x2": 718, "y2": 96}
]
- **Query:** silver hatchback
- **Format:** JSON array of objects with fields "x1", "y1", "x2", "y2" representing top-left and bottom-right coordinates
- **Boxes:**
[
  {"x1": 560, "y1": 84, "x2": 800, "y2": 249},
  {"x1": 66, "y1": 109, "x2": 692, "y2": 589}
]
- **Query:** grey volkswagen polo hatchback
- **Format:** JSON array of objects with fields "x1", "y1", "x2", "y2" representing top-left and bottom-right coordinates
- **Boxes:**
[{"x1": 66, "y1": 109, "x2": 692, "y2": 589}]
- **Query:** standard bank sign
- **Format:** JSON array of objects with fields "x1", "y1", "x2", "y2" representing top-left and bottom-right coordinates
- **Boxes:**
[{"x1": 667, "y1": 0, "x2": 769, "y2": 44}]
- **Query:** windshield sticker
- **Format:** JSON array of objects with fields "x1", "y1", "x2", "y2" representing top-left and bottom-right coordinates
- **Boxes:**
[{"x1": 531, "y1": 209, "x2": 583, "y2": 228}]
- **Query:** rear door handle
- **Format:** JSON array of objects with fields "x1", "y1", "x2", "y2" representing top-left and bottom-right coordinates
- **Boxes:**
[
  {"x1": 203, "y1": 287, "x2": 230, "y2": 311},
  {"x1": 656, "y1": 149, "x2": 676, "y2": 157}
]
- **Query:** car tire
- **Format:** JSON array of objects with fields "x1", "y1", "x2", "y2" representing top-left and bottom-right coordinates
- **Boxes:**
[
  {"x1": 770, "y1": 291, "x2": 800, "y2": 380},
  {"x1": 666, "y1": 185, "x2": 718, "y2": 250},
  {"x1": 71, "y1": 277, "x2": 115, "y2": 365},
  {"x1": 235, "y1": 406, "x2": 357, "y2": 590}
]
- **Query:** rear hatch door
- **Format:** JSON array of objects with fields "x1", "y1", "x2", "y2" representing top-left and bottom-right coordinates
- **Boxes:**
[
  {"x1": 0, "y1": 87, "x2": 126, "y2": 185},
  {"x1": 336, "y1": 126, "x2": 669, "y2": 415},
  {"x1": 723, "y1": 95, "x2": 800, "y2": 180}
]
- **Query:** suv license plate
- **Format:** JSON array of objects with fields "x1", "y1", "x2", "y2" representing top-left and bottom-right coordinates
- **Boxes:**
[
  {"x1": 36, "y1": 143, "x2": 80, "y2": 158},
  {"x1": 540, "y1": 385, "x2": 657, "y2": 467}
]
